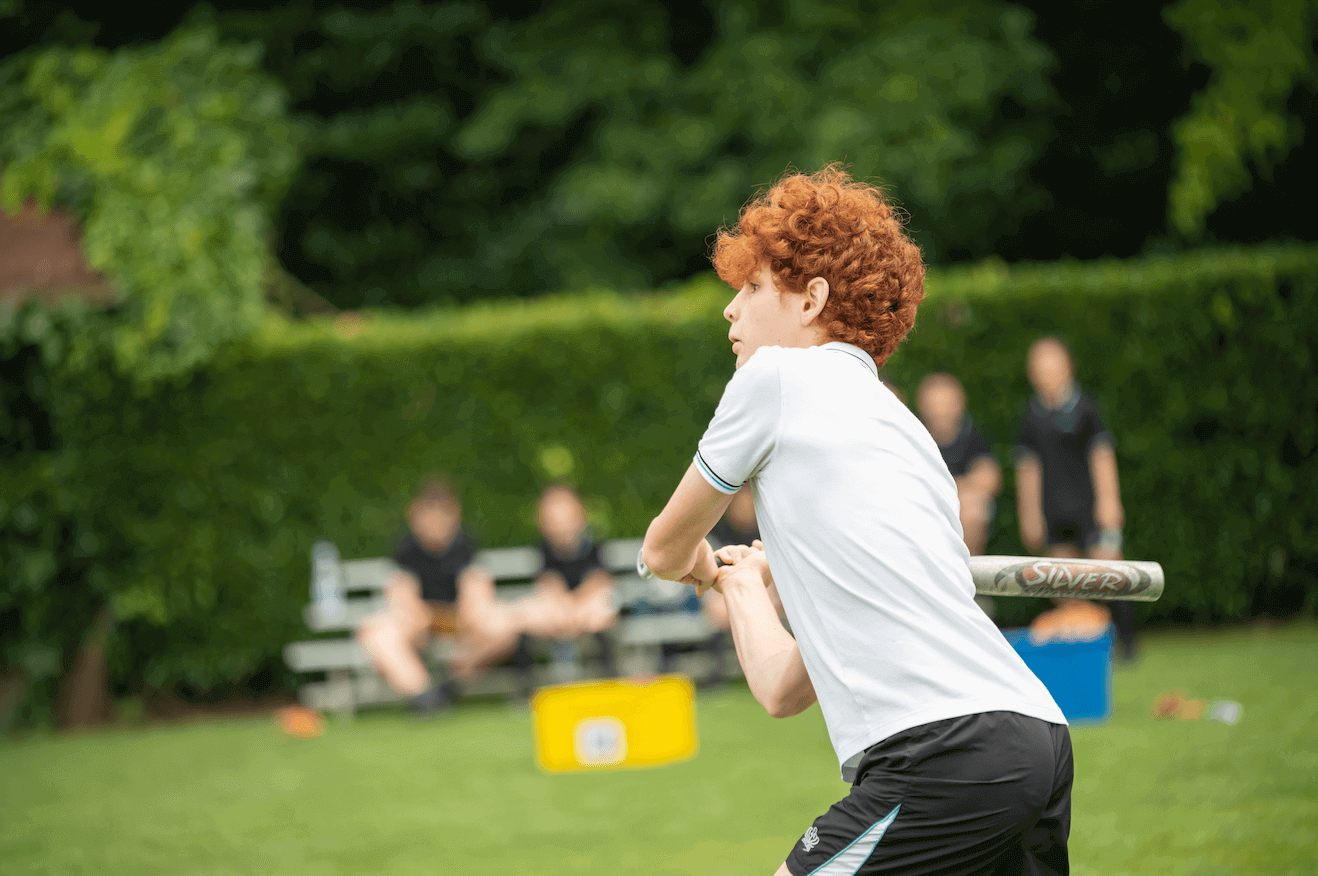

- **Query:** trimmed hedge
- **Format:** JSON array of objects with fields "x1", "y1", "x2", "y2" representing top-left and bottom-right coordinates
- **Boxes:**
[{"x1": 5, "y1": 245, "x2": 1317, "y2": 713}]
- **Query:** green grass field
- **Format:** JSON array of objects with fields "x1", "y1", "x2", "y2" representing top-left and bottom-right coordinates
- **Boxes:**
[{"x1": 3, "y1": 622, "x2": 1315, "y2": 876}]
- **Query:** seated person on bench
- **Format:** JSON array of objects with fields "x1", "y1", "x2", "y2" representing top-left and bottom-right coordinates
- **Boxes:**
[
  {"x1": 357, "y1": 475, "x2": 561, "y2": 713},
  {"x1": 532, "y1": 482, "x2": 619, "y2": 677}
]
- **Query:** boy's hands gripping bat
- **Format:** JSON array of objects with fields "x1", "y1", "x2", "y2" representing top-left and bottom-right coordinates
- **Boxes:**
[{"x1": 641, "y1": 548, "x2": 1164, "y2": 602}]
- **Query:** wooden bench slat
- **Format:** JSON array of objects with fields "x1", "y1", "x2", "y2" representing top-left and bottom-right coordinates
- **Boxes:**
[
  {"x1": 304, "y1": 598, "x2": 385, "y2": 631},
  {"x1": 600, "y1": 537, "x2": 644, "y2": 571},
  {"x1": 342, "y1": 558, "x2": 397, "y2": 592},
  {"x1": 473, "y1": 546, "x2": 542, "y2": 580},
  {"x1": 284, "y1": 639, "x2": 375, "y2": 671},
  {"x1": 616, "y1": 613, "x2": 715, "y2": 646}
]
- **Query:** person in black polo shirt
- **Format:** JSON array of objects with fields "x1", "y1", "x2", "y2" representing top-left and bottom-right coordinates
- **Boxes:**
[
  {"x1": 357, "y1": 476, "x2": 524, "y2": 713},
  {"x1": 1016, "y1": 336, "x2": 1137, "y2": 659},
  {"x1": 533, "y1": 483, "x2": 618, "y2": 676},
  {"x1": 916, "y1": 372, "x2": 1002, "y2": 557}
]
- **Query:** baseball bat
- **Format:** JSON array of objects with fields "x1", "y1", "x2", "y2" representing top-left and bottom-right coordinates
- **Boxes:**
[
  {"x1": 641, "y1": 551, "x2": 1163, "y2": 602},
  {"x1": 969, "y1": 555, "x2": 1163, "y2": 602}
]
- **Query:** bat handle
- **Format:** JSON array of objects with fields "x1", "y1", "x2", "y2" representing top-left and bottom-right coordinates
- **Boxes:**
[{"x1": 636, "y1": 551, "x2": 726, "y2": 580}]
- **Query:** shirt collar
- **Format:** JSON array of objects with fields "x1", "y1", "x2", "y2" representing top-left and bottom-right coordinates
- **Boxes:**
[
  {"x1": 1032, "y1": 383, "x2": 1080, "y2": 415},
  {"x1": 820, "y1": 341, "x2": 879, "y2": 378}
]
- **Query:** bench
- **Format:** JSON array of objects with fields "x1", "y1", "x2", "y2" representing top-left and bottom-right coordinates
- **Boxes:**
[{"x1": 284, "y1": 537, "x2": 730, "y2": 716}]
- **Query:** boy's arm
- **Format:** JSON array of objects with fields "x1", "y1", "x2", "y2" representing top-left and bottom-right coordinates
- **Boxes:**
[
  {"x1": 957, "y1": 456, "x2": 1002, "y2": 499},
  {"x1": 716, "y1": 545, "x2": 815, "y2": 718},
  {"x1": 1016, "y1": 455, "x2": 1046, "y2": 552},
  {"x1": 641, "y1": 463, "x2": 734, "y2": 584},
  {"x1": 1089, "y1": 441, "x2": 1124, "y2": 534}
]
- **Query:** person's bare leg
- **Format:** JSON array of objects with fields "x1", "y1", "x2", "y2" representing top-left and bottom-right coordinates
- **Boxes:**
[
  {"x1": 574, "y1": 570, "x2": 618, "y2": 634},
  {"x1": 357, "y1": 612, "x2": 431, "y2": 696},
  {"x1": 450, "y1": 567, "x2": 524, "y2": 681},
  {"x1": 383, "y1": 572, "x2": 434, "y2": 647},
  {"x1": 516, "y1": 574, "x2": 575, "y2": 638},
  {"x1": 357, "y1": 572, "x2": 439, "y2": 696},
  {"x1": 773, "y1": 863, "x2": 792, "y2": 875},
  {"x1": 450, "y1": 624, "x2": 521, "y2": 681}
]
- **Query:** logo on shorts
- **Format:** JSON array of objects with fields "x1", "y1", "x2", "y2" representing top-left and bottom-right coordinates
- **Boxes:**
[{"x1": 801, "y1": 826, "x2": 820, "y2": 853}]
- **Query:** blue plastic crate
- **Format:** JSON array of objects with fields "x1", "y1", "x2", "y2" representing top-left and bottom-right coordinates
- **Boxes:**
[{"x1": 1002, "y1": 626, "x2": 1113, "y2": 723}]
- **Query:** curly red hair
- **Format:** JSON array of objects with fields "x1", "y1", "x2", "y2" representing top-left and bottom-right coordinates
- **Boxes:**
[{"x1": 712, "y1": 165, "x2": 925, "y2": 367}]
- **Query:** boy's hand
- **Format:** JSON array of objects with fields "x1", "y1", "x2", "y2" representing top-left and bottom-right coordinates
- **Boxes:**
[
  {"x1": 679, "y1": 538, "x2": 721, "y2": 594},
  {"x1": 712, "y1": 541, "x2": 772, "y2": 596}
]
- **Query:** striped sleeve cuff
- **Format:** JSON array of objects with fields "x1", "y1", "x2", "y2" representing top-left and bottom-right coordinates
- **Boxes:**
[{"x1": 694, "y1": 450, "x2": 741, "y2": 494}]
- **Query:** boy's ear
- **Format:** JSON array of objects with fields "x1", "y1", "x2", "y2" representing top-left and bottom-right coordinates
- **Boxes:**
[{"x1": 801, "y1": 277, "x2": 830, "y2": 326}]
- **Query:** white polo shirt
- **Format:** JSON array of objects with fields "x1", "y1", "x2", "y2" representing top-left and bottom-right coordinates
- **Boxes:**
[{"x1": 695, "y1": 342, "x2": 1065, "y2": 778}]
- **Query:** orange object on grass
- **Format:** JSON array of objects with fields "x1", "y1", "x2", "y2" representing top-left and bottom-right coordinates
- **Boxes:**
[{"x1": 275, "y1": 705, "x2": 324, "y2": 738}]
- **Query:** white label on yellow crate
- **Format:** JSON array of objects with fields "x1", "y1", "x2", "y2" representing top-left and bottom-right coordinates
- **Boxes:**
[{"x1": 573, "y1": 716, "x2": 627, "y2": 765}]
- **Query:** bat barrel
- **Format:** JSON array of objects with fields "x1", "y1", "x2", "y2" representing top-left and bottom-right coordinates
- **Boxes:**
[{"x1": 969, "y1": 555, "x2": 1164, "y2": 602}]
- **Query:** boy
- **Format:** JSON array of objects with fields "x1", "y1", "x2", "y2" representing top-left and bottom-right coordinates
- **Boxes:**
[
  {"x1": 1016, "y1": 336, "x2": 1136, "y2": 658},
  {"x1": 357, "y1": 476, "x2": 545, "y2": 712},
  {"x1": 357, "y1": 476, "x2": 485, "y2": 713},
  {"x1": 533, "y1": 483, "x2": 618, "y2": 676},
  {"x1": 640, "y1": 167, "x2": 1071, "y2": 875}
]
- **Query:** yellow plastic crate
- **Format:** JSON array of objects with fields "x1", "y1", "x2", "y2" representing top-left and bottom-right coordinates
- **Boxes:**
[{"x1": 531, "y1": 675, "x2": 698, "y2": 773}]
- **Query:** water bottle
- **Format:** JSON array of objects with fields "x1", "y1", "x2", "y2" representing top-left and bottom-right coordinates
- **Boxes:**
[{"x1": 311, "y1": 540, "x2": 346, "y2": 624}]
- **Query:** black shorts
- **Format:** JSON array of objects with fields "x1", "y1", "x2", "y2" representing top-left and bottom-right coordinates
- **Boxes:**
[
  {"x1": 1046, "y1": 515, "x2": 1098, "y2": 551},
  {"x1": 784, "y1": 711, "x2": 1072, "y2": 876}
]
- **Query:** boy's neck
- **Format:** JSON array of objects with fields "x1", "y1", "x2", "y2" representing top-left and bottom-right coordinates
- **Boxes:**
[
  {"x1": 548, "y1": 529, "x2": 587, "y2": 556},
  {"x1": 927, "y1": 417, "x2": 963, "y2": 446},
  {"x1": 417, "y1": 533, "x2": 457, "y2": 554},
  {"x1": 1038, "y1": 382, "x2": 1077, "y2": 411}
]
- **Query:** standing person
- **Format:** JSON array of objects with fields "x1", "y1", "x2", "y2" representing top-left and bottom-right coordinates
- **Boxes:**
[
  {"x1": 640, "y1": 167, "x2": 1071, "y2": 876},
  {"x1": 533, "y1": 483, "x2": 619, "y2": 677},
  {"x1": 916, "y1": 372, "x2": 1002, "y2": 556},
  {"x1": 1016, "y1": 336, "x2": 1136, "y2": 659}
]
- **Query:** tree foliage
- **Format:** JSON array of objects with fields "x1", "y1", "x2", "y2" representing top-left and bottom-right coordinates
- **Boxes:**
[
  {"x1": 215, "y1": 0, "x2": 1054, "y2": 308},
  {"x1": 0, "y1": 25, "x2": 300, "y2": 381},
  {"x1": 0, "y1": 24, "x2": 299, "y2": 724},
  {"x1": 1165, "y1": 0, "x2": 1318, "y2": 238}
]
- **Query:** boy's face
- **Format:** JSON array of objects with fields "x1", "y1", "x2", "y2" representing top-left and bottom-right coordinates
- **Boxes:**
[
  {"x1": 409, "y1": 498, "x2": 461, "y2": 552},
  {"x1": 539, "y1": 488, "x2": 587, "y2": 551},
  {"x1": 917, "y1": 380, "x2": 965, "y2": 438},
  {"x1": 724, "y1": 264, "x2": 808, "y2": 369},
  {"x1": 1027, "y1": 342, "x2": 1073, "y2": 401}
]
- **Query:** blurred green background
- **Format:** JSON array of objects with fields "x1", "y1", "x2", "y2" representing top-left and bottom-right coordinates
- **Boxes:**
[{"x1": 1, "y1": 0, "x2": 1315, "y2": 730}]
